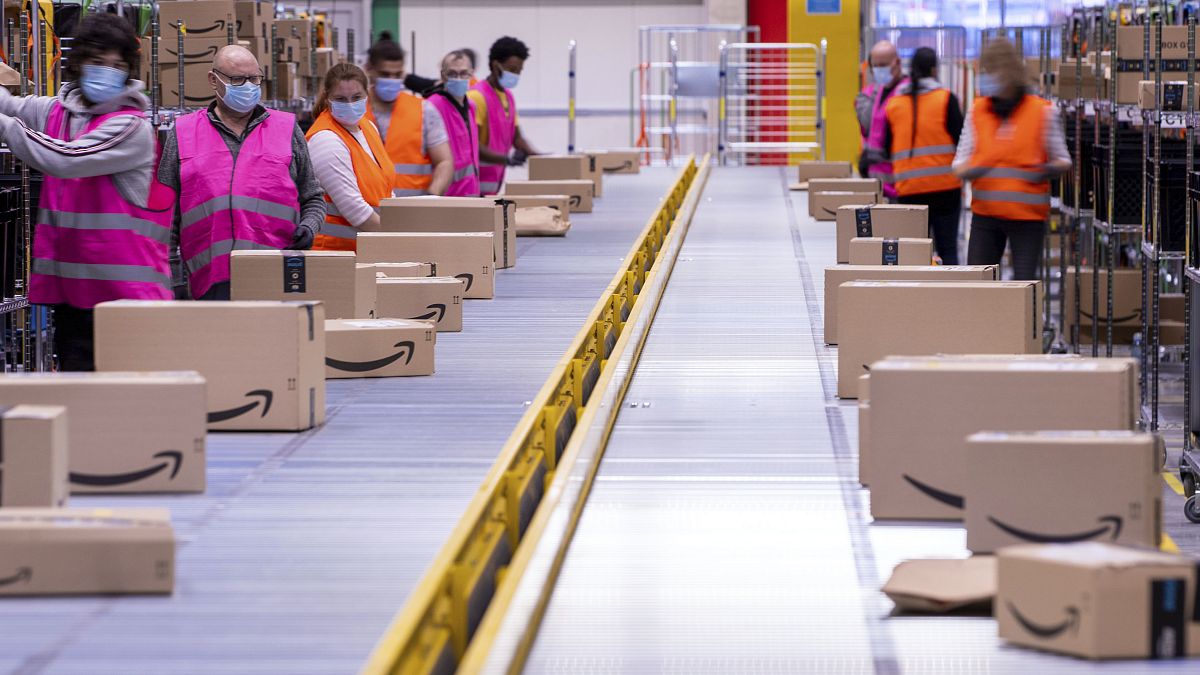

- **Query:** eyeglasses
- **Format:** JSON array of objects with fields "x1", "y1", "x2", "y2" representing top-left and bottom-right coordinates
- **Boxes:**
[{"x1": 213, "y1": 69, "x2": 264, "y2": 87}]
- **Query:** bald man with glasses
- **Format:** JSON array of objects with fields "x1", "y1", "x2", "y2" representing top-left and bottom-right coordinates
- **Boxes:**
[{"x1": 158, "y1": 45, "x2": 326, "y2": 300}]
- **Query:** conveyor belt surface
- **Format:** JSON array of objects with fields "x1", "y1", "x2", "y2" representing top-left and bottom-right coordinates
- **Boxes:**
[
  {"x1": 0, "y1": 168, "x2": 679, "y2": 675},
  {"x1": 525, "y1": 167, "x2": 1200, "y2": 674}
]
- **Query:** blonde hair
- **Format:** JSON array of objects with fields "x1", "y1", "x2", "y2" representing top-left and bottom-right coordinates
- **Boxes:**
[{"x1": 979, "y1": 38, "x2": 1029, "y2": 91}]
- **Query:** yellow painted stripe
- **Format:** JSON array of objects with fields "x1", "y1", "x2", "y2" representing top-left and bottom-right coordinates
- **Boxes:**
[
  {"x1": 1163, "y1": 471, "x2": 1185, "y2": 496},
  {"x1": 361, "y1": 157, "x2": 703, "y2": 675},
  {"x1": 1161, "y1": 533, "x2": 1180, "y2": 553}
]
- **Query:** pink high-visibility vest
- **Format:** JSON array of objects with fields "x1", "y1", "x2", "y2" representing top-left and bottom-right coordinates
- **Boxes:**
[
  {"x1": 176, "y1": 109, "x2": 299, "y2": 298},
  {"x1": 471, "y1": 80, "x2": 516, "y2": 195},
  {"x1": 30, "y1": 102, "x2": 174, "y2": 308},
  {"x1": 861, "y1": 79, "x2": 906, "y2": 200},
  {"x1": 429, "y1": 93, "x2": 481, "y2": 197}
]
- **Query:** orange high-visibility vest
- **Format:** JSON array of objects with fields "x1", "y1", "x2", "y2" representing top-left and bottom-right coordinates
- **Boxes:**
[
  {"x1": 366, "y1": 93, "x2": 432, "y2": 196},
  {"x1": 968, "y1": 95, "x2": 1051, "y2": 221},
  {"x1": 885, "y1": 87, "x2": 962, "y2": 196},
  {"x1": 305, "y1": 110, "x2": 396, "y2": 251}
]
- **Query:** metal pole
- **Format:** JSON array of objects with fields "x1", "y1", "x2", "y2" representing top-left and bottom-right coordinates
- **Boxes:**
[
  {"x1": 717, "y1": 40, "x2": 727, "y2": 166},
  {"x1": 150, "y1": 3, "x2": 160, "y2": 126},
  {"x1": 270, "y1": 22, "x2": 279, "y2": 103},
  {"x1": 668, "y1": 36, "x2": 678, "y2": 166},
  {"x1": 819, "y1": 38, "x2": 827, "y2": 161},
  {"x1": 17, "y1": 15, "x2": 29, "y2": 370},
  {"x1": 567, "y1": 40, "x2": 576, "y2": 154},
  {"x1": 1187, "y1": 15, "x2": 1196, "y2": 452},
  {"x1": 347, "y1": 28, "x2": 355, "y2": 68},
  {"x1": 1107, "y1": 35, "x2": 1117, "y2": 357},
  {"x1": 177, "y1": 21, "x2": 186, "y2": 110},
  {"x1": 1153, "y1": 14, "x2": 1164, "y2": 431}
]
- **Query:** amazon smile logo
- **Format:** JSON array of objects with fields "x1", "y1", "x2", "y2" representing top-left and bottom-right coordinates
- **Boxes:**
[
  {"x1": 410, "y1": 304, "x2": 446, "y2": 323},
  {"x1": 0, "y1": 567, "x2": 31, "y2": 587},
  {"x1": 166, "y1": 45, "x2": 219, "y2": 60},
  {"x1": 902, "y1": 474, "x2": 964, "y2": 509},
  {"x1": 70, "y1": 451, "x2": 183, "y2": 487},
  {"x1": 1078, "y1": 309, "x2": 1140, "y2": 323},
  {"x1": 988, "y1": 515, "x2": 1123, "y2": 544},
  {"x1": 569, "y1": 195, "x2": 582, "y2": 207},
  {"x1": 1007, "y1": 602, "x2": 1080, "y2": 639},
  {"x1": 454, "y1": 273, "x2": 474, "y2": 292},
  {"x1": 207, "y1": 390, "x2": 273, "y2": 423},
  {"x1": 172, "y1": 19, "x2": 226, "y2": 34},
  {"x1": 326, "y1": 341, "x2": 415, "y2": 373},
  {"x1": 603, "y1": 161, "x2": 634, "y2": 173}
]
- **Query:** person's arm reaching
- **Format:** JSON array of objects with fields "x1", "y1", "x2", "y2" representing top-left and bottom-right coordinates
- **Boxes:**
[
  {"x1": 0, "y1": 111, "x2": 153, "y2": 180},
  {"x1": 426, "y1": 141, "x2": 453, "y2": 195},
  {"x1": 308, "y1": 130, "x2": 379, "y2": 230},
  {"x1": 479, "y1": 146, "x2": 507, "y2": 165},
  {"x1": 512, "y1": 125, "x2": 537, "y2": 157},
  {"x1": 288, "y1": 122, "x2": 327, "y2": 249},
  {"x1": 0, "y1": 87, "x2": 57, "y2": 131}
]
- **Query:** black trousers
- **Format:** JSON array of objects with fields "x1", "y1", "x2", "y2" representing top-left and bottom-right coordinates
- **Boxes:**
[
  {"x1": 199, "y1": 281, "x2": 231, "y2": 301},
  {"x1": 52, "y1": 304, "x2": 94, "y2": 372},
  {"x1": 966, "y1": 213, "x2": 1045, "y2": 281},
  {"x1": 897, "y1": 189, "x2": 963, "y2": 265}
]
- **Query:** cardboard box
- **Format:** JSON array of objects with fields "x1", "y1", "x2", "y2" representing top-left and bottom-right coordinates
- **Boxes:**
[
  {"x1": 822, "y1": 265, "x2": 999, "y2": 344},
  {"x1": 1063, "y1": 267, "x2": 1142, "y2": 344},
  {"x1": 275, "y1": 35, "x2": 304, "y2": 63},
  {"x1": 324, "y1": 319, "x2": 436, "y2": 378},
  {"x1": 235, "y1": 1, "x2": 268, "y2": 40},
  {"x1": 587, "y1": 149, "x2": 640, "y2": 174},
  {"x1": 795, "y1": 161, "x2": 853, "y2": 187},
  {"x1": 158, "y1": 1, "x2": 236, "y2": 40},
  {"x1": 808, "y1": 177, "x2": 881, "y2": 195},
  {"x1": 0, "y1": 405, "x2": 67, "y2": 507},
  {"x1": 375, "y1": 277, "x2": 466, "y2": 332},
  {"x1": 1116, "y1": 71, "x2": 1186, "y2": 104},
  {"x1": 1054, "y1": 62, "x2": 1107, "y2": 100},
  {"x1": 869, "y1": 357, "x2": 1138, "y2": 520},
  {"x1": 997, "y1": 542, "x2": 1200, "y2": 659},
  {"x1": 0, "y1": 373, "x2": 207, "y2": 494},
  {"x1": 273, "y1": 18, "x2": 313, "y2": 44},
  {"x1": 275, "y1": 62, "x2": 303, "y2": 100},
  {"x1": 142, "y1": 36, "x2": 229, "y2": 67},
  {"x1": 835, "y1": 204, "x2": 929, "y2": 263},
  {"x1": 371, "y1": 262, "x2": 434, "y2": 278},
  {"x1": 528, "y1": 155, "x2": 590, "y2": 181},
  {"x1": 848, "y1": 237, "x2": 934, "y2": 266},
  {"x1": 375, "y1": 196, "x2": 517, "y2": 269},
  {"x1": 1117, "y1": 25, "x2": 1189, "y2": 60},
  {"x1": 1137, "y1": 80, "x2": 1200, "y2": 110},
  {"x1": 838, "y1": 281, "x2": 1042, "y2": 399},
  {"x1": 358, "y1": 233, "x2": 495, "y2": 300},
  {"x1": 230, "y1": 251, "x2": 376, "y2": 319},
  {"x1": 584, "y1": 153, "x2": 604, "y2": 198},
  {"x1": 241, "y1": 37, "x2": 271, "y2": 64},
  {"x1": 0, "y1": 508, "x2": 175, "y2": 595},
  {"x1": 95, "y1": 301, "x2": 325, "y2": 432},
  {"x1": 965, "y1": 431, "x2": 1161, "y2": 553},
  {"x1": 503, "y1": 180, "x2": 594, "y2": 213},
  {"x1": 315, "y1": 48, "x2": 338, "y2": 78},
  {"x1": 810, "y1": 192, "x2": 879, "y2": 221},
  {"x1": 883, "y1": 556, "x2": 997, "y2": 613},
  {"x1": 1163, "y1": 293, "x2": 1184, "y2": 322},
  {"x1": 157, "y1": 63, "x2": 217, "y2": 108}
]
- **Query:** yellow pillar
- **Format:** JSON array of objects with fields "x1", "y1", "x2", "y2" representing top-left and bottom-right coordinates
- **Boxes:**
[{"x1": 788, "y1": 0, "x2": 861, "y2": 163}]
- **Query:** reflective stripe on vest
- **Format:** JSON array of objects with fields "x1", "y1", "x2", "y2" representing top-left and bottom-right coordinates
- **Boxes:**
[
  {"x1": 319, "y1": 222, "x2": 359, "y2": 240},
  {"x1": 185, "y1": 238, "x2": 279, "y2": 273},
  {"x1": 33, "y1": 258, "x2": 171, "y2": 287},
  {"x1": 453, "y1": 163, "x2": 478, "y2": 181},
  {"x1": 968, "y1": 95, "x2": 1051, "y2": 220},
  {"x1": 29, "y1": 102, "x2": 174, "y2": 308},
  {"x1": 38, "y1": 209, "x2": 173, "y2": 245},
  {"x1": 893, "y1": 165, "x2": 955, "y2": 182},
  {"x1": 181, "y1": 194, "x2": 299, "y2": 229},
  {"x1": 395, "y1": 163, "x2": 433, "y2": 175},
  {"x1": 393, "y1": 188, "x2": 426, "y2": 197},
  {"x1": 891, "y1": 144, "x2": 957, "y2": 161},
  {"x1": 305, "y1": 110, "x2": 395, "y2": 252}
]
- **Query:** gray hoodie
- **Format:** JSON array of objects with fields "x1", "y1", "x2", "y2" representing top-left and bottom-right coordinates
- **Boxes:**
[{"x1": 0, "y1": 80, "x2": 156, "y2": 207}]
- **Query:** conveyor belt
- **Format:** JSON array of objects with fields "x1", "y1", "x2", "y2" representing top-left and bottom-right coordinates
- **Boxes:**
[
  {"x1": 522, "y1": 167, "x2": 1200, "y2": 673},
  {"x1": 0, "y1": 168, "x2": 680, "y2": 675}
]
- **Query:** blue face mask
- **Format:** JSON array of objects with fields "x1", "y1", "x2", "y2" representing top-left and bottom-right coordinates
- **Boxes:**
[
  {"x1": 445, "y1": 77, "x2": 470, "y2": 98},
  {"x1": 217, "y1": 77, "x2": 262, "y2": 114},
  {"x1": 499, "y1": 70, "x2": 520, "y2": 90},
  {"x1": 374, "y1": 77, "x2": 405, "y2": 102},
  {"x1": 977, "y1": 72, "x2": 1001, "y2": 98},
  {"x1": 80, "y1": 65, "x2": 128, "y2": 104},
  {"x1": 872, "y1": 66, "x2": 894, "y2": 87},
  {"x1": 331, "y1": 98, "x2": 367, "y2": 125}
]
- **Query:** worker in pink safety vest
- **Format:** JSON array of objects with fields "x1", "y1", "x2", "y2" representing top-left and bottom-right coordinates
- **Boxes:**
[
  {"x1": 427, "y1": 50, "x2": 482, "y2": 197},
  {"x1": 468, "y1": 36, "x2": 542, "y2": 195},
  {"x1": 0, "y1": 14, "x2": 174, "y2": 370},
  {"x1": 158, "y1": 45, "x2": 327, "y2": 301},
  {"x1": 856, "y1": 40, "x2": 907, "y2": 200}
]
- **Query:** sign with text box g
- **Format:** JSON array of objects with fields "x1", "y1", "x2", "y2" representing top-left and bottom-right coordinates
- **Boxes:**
[{"x1": 807, "y1": 0, "x2": 841, "y2": 14}]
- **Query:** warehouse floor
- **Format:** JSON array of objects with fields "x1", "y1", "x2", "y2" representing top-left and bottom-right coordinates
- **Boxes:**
[
  {"x1": 0, "y1": 169, "x2": 679, "y2": 675},
  {"x1": 523, "y1": 167, "x2": 1200, "y2": 672},
  {"x1": 2, "y1": 166, "x2": 1197, "y2": 674}
]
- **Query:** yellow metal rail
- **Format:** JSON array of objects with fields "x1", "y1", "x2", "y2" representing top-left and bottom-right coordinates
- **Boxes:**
[{"x1": 362, "y1": 157, "x2": 704, "y2": 675}]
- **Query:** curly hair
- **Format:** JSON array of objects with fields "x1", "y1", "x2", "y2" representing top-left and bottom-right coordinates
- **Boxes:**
[
  {"x1": 65, "y1": 12, "x2": 140, "y2": 83},
  {"x1": 488, "y1": 36, "x2": 529, "y2": 66}
]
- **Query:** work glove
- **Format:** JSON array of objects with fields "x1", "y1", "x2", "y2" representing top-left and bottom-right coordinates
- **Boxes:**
[
  {"x1": 507, "y1": 149, "x2": 528, "y2": 166},
  {"x1": 287, "y1": 223, "x2": 315, "y2": 250}
]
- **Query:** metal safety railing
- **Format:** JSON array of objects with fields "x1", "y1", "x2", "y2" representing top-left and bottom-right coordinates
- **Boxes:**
[
  {"x1": 717, "y1": 41, "x2": 825, "y2": 166},
  {"x1": 361, "y1": 157, "x2": 707, "y2": 675}
]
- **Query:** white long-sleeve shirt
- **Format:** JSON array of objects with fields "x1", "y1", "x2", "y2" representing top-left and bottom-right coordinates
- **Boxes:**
[
  {"x1": 307, "y1": 121, "x2": 382, "y2": 228},
  {"x1": 952, "y1": 99, "x2": 1072, "y2": 171}
]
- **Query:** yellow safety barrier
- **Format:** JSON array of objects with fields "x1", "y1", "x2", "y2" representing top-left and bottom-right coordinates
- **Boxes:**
[{"x1": 363, "y1": 156, "x2": 707, "y2": 675}]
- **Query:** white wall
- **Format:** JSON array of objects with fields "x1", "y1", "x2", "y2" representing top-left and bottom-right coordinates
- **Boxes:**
[{"x1": 396, "y1": 0, "x2": 708, "y2": 152}]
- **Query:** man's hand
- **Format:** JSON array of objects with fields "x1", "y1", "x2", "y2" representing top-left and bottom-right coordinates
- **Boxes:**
[
  {"x1": 507, "y1": 149, "x2": 528, "y2": 166},
  {"x1": 288, "y1": 223, "x2": 315, "y2": 250}
]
